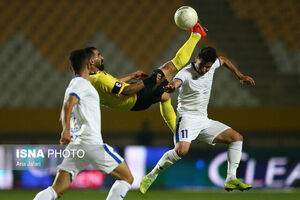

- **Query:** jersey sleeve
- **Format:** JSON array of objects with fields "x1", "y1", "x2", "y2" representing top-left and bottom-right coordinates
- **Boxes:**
[
  {"x1": 68, "y1": 79, "x2": 90, "y2": 101},
  {"x1": 174, "y1": 68, "x2": 188, "y2": 85},
  {"x1": 213, "y1": 57, "x2": 222, "y2": 69},
  {"x1": 90, "y1": 72, "x2": 126, "y2": 95}
]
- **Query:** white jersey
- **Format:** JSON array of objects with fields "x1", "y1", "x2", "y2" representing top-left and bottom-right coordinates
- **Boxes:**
[
  {"x1": 174, "y1": 58, "x2": 221, "y2": 117},
  {"x1": 63, "y1": 75, "x2": 102, "y2": 145}
]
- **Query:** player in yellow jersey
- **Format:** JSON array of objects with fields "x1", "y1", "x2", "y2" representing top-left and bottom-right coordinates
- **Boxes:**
[{"x1": 87, "y1": 22, "x2": 208, "y2": 133}]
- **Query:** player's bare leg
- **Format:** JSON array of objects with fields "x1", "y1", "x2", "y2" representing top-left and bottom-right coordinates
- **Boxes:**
[
  {"x1": 33, "y1": 170, "x2": 71, "y2": 200},
  {"x1": 107, "y1": 161, "x2": 133, "y2": 200},
  {"x1": 52, "y1": 170, "x2": 72, "y2": 197},
  {"x1": 174, "y1": 141, "x2": 190, "y2": 157},
  {"x1": 109, "y1": 161, "x2": 134, "y2": 184},
  {"x1": 213, "y1": 129, "x2": 252, "y2": 191},
  {"x1": 159, "y1": 61, "x2": 178, "y2": 82}
]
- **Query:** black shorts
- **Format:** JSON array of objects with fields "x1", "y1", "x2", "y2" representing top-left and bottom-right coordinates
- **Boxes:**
[{"x1": 131, "y1": 69, "x2": 169, "y2": 111}]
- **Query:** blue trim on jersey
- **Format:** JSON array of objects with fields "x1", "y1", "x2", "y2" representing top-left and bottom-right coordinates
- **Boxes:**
[
  {"x1": 174, "y1": 78, "x2": 183, "y2": 88},
  {"x1": 72, "y1": 75, "x2": 81, "y2": 79},
  {"x1": 218, "y1": 58, "x2": 221, "y2": 67},
  {"x1": 104, "y1": 145, "x2": 122, "y2": 164},
  {"x1": 69, "y1": 92, "x2": 80, "y2": 101},
  {"x1": 175, "y1": 117, "x2": 182, "y2": 143}
]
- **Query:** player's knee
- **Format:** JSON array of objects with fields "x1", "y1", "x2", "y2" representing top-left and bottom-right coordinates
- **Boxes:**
[
  {"x1": 160, "y1": 61, "x2": 177, "y2": 77},
  {"x1": 176, "y1": 146, "x2": 189, "y2": 157},
  {"x1": 161, "y1": 93, "x2": 171, "y2": 102}
]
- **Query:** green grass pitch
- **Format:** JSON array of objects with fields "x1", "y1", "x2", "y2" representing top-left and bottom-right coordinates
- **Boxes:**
[{"x1": 1, "y1": 189, "x2": 300, "y2": 200}]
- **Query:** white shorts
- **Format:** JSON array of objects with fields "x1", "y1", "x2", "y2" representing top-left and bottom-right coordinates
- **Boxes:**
[
  {"x1": 57, "y1": 143, "x2": 124, "y2": 181},
  {"x1": 173, "y1": 115, "x2": 230, "y2": 145}
]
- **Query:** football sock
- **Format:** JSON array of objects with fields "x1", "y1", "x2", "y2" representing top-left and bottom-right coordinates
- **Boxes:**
[
  {"x1": 33, "y1": 186, "x2": 58, "y2": 200},
  {"x1": 160, "y1": 98, "x2": 176, "y2": 133},
  {"x1": 171, "y1": 33, "x2": 201, "y2": 70},
  {"x1": 148, "y1": 149, "x2": 181, "y2": 179},
  {"x1": 106, "y1": 180, "x2": 131, "y2": 200},
  {"x1": 226, "y1": 141, "x2": 243, "y2": 182}
]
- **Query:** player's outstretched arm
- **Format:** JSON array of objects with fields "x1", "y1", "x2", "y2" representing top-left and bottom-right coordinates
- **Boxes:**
[
  {"x1": 60, "y1": 95, "x2": 78, "y2": 145},
  {"x1": 121, "y1": 81, "x2": 145, "y2": 96},
  {"x1": 164, "y1": 79, "x2": 182, "y2": 93},
  {"x1": 121, "y1": 70, "x2": 159, "y2": 96},
  {"x1": 219, "y1": 56, "x2": 255, "y2": 86},
  {"x1": 117, "y1": 70, "x2": 148, "y2": 82}
]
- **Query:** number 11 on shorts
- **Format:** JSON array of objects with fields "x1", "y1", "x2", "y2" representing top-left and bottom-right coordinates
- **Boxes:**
[{"x1": 181, "y1": 129, "x2": 188, "y2": 138}]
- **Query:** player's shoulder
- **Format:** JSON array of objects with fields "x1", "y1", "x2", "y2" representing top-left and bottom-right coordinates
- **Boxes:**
[
  {"x1": 70, "y1": 76, "x2": 90, "y2": 88},
  {"x1": 92, "y1": 71, "x2": 113, "y2": 77},
  {"x1": 212, "y1": 57, "x2": 222, "y2": 68},
  {"x1": 180, "y1": 63, "x2": 194, "y2": 73},
  {"x1": 175, "y1": 63, "x2": 193, "y2": 79},
  {"x1": 90, "y1": 71, "x2": 116, "y2": 81}
]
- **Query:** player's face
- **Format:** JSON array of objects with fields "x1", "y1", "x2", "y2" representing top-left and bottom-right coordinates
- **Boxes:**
[
  {"x1": 195, "y1": 58, "x2": 213, "y2": 75},
  {"x1": 92, "y1": 49, "x2": 105, "y2": 71}
]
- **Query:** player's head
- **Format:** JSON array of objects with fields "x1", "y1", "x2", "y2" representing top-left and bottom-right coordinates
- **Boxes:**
[
  {"x1": 85, "y1": 47, "x2": 105, "y2": 72},
  {"x1": 195, "y1": 47, "x2": 217, "y2": 75},
  {"x1": 69, "y1": 48, "x2": 94, "y2": 74}
]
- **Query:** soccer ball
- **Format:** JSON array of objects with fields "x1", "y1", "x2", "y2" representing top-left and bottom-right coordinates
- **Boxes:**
[{"x1": 174, "y1": 6, "x2": 198, "y2": 30}]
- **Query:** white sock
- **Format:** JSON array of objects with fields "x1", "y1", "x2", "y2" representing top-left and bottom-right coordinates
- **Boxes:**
[
  {"x1": 226, "y1": 141, "x2": 243, "y2": 182},
  {"x1": 33, "y1": 186, "x2": 58, "y2": 200},
  {"x1": 148, "y1": 149, "x2": 181, "y2": 180},
  {"x1": 106, "y1": 180, "x2": 131, "y2": 200}
]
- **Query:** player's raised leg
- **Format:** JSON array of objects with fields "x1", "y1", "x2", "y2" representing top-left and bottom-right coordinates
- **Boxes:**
[
  {"x1": 139, "y1": 141, "x2": 190, "y2": 194},
  {"x1": 213, "y1": 128, "x2": 252, "y2": 191},
  {"x1": 157, "y1": 22, "x2": 207, "y2": 133},
  {"x1": 33, "y1": 170, "x2": 71, "y2": 200},
  {"x1": 107, "y1": 161, "x2": 133, "y2": 200},
  {"x1": 159, "y1": 21, "x2": 208, "y2": 81}
]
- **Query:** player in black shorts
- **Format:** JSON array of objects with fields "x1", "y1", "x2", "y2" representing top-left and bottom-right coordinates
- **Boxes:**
[{"x1": 87, "y1": 21, "x2": 207, "y2": 133}]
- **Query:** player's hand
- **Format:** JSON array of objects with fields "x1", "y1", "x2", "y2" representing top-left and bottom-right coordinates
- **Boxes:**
[
  {"x1": 164, "y1": 84, "x2": 176, "y2": 93},
  {"x1": 60, "y1": 130, "x2": 71, "y2": 145},
  {"x1": 156, "y1": 73, "x2": 162, "y2": 83},
  {"x1": 239, "y1": 75, "x2": 255, "y2": 86},
  {"x1": 133, "y1": 70, "x2": 148, "y2": 80}
]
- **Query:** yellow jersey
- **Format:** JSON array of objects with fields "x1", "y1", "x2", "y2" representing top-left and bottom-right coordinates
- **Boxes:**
[{"x1": 89, "y1": 71, "x2": 137, "y2": 112}]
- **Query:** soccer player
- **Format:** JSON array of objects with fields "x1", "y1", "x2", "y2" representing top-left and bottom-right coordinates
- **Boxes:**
[
  {"x1": 33, "y1": 49, "x2": 133, "y2": 200},
  {"x1": 87, "y1": 21, "x2": 208, "y2": 133},
  {"x1": 139, "y1": 47, "x2": 255, "y2": 194}
]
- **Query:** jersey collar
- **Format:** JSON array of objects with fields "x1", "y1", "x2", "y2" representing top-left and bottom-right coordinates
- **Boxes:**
[
  {"x1": 72, "y1": 75, "x2": 81, "y2": 79},
  {"x1": 192, "y1": 62, "x2": 201, "y2": 75}
]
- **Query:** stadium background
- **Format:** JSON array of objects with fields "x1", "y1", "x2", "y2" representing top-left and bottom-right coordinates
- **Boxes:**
[{"x1": 0, "y1": 0, "x2": 300, "y2": 198}]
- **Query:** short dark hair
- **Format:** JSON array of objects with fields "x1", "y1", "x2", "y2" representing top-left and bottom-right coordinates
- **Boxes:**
[
  {"x1": 69, "y1": 49, "x2": 94, "y2": 74},
  {"x1": 85, "y1": 46, "x2": 97, "y2": 52},
  {"x1": 84, "y1": 46, "x2": 97, "y2": 57},
  {"x1": 197, "y1": 47, "x2": 217, "y2": 63}
]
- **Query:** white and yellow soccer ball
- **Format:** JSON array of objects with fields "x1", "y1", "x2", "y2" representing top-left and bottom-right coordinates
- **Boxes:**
[{"x1": 174, "y1": 6, "x2": 198, "y2": 30}]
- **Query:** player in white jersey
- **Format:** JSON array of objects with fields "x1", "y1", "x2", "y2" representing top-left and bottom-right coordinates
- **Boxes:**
[
  {"x1": 140, "y1": 47, "x2": 255, "y2": 194},
  {"x1": 34, "y1": 49, "x2": 133, "y2": 200}
]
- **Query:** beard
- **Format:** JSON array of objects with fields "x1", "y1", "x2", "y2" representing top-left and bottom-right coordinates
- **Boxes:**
[
  {"x1": 95, "y1": 60, "x2": 105, "y2": 71},
  {"x1": 97, "y1": 63, "x2": 105, "y2": 71}
]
